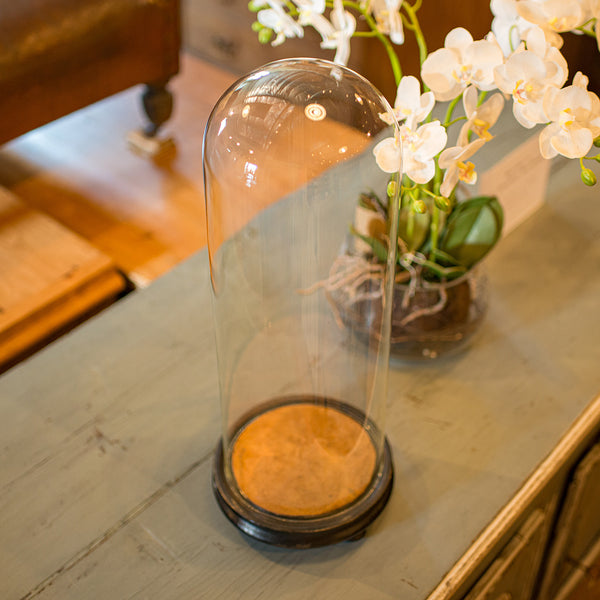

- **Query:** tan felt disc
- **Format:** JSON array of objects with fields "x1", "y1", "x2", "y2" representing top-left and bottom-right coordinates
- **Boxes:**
[{"x1": 231, "y1": 403, "x2": 376, "y2": 517}]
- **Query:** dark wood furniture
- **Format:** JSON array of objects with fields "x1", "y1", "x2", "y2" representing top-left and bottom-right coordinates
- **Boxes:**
[{"x1": 0, "y1": 0, "x2": 180, "y2": 144}]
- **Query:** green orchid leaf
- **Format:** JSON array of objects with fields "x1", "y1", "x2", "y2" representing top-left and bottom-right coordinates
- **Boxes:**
[
  {"x1": 439, "y1": 196, "x2": 503, "y2": 268},
  {"x1": 430, "y1": 248, "x2": 463, "y2": 267},
  {"x1": 349, "y1": 226, "x2": 389, "y2": 262}
]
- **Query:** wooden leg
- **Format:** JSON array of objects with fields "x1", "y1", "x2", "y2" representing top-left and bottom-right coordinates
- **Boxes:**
[
  {"x1": 127, "y1": 82, "x2": 176, "y2": 159},
  {"x1": 141, "y1": 82, "x2": 174, "y2": 137}
]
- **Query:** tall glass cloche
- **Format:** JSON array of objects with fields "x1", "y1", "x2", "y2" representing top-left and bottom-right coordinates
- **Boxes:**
[{"x1": 203, "y1": 58, "x2": 402, "y2": 547}]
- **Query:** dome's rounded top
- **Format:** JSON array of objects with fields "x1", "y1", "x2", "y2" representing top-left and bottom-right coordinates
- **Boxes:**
[{"x1": 203, "y1": 58, "x2": 398, "y2": 177}]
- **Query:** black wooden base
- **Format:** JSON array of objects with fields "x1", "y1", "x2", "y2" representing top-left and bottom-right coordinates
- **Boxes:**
[{"x1": 211, "y1": 398, "x2": 394, "y2": 549}]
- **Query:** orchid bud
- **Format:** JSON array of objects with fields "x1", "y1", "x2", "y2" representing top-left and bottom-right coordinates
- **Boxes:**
[
  {"x1": 594, "y1": 136, "x2": 600, "y2": 148},
  {"x1": 258, "y1": 28, "x2": 273, "y2": 44},
  {"x1": 248, "y1": 0, "x2": 263, "y2": 12},
  {"x1": 387, "y1": 180, "x2": 398, "y2": 198},
  {"x1": 413, "y1": 199, "x2": 427, "y2": 214},
  {"x1": 581, "y1": 167, "x2": 597, "y2": 186},
  {"x1": 251, "y1": 21, "x2": 262, "y2": 32},
  {"x1": 434, "y1": 195, "x2": 452, "y2": 211}
]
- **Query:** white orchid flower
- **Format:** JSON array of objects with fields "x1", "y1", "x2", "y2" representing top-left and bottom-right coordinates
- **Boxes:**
[
  {"x1": 438, "y1": 138, "x2": 487, "y2": 197},
  {"x1": 494, "y1": 28, "x2": 568, "y2": 128},
  {"x1": 380, "y1": 75, "x2": 435, "y2": 128},
  {"x1": 374, "y1": 120, "x2": 448, "y2": 184},
  {"x1": 539, "y1": 72, "x2": 600, "y2": 158},
  {"x1": 459, "y1": 85, "x2": 505, "y2": 144},
  {"x1": 295, "y1": 0, "x2": 335, "y2": 42},
  {"x1": 490, "y1": 0, "x2": 535, "y2": 56},
  {"x1": 515, "y1": 0, "x2": 588, "y2": 47},
  {"x1": 369, "y1": 0, "x2": 405, "y2": 45},
  {"x1": 321, "y1": 0, "x2": 356, "y2": 65},
  {"x1": 257, "y1": 4, "x2": 304, "y2": 46},
  {"x1": 421, "y1": 28, "x2": 505, "y2": 101}
]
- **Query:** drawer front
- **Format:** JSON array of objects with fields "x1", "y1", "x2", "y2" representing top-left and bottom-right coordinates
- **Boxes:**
[
  {"x1": 182, "y1": 0, "x2": 329, "y2": 74},
  {"x1": 465, "y1": 507, "x2": 550, "y2": 600},
  {"x1": 538, "y1": 441, "x2": 600, "y2": 600}
]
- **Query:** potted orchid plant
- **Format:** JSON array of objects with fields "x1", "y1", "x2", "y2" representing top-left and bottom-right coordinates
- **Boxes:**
[{"x1": 249, "y1": 0, "x2": 600, "y2": 358}]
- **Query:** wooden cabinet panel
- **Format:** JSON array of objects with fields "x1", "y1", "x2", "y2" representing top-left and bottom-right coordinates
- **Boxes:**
[
  {"x1": 464, "y1": 507, "x2": 552, "y2": 600},
  {"x1": 538, "y1": 442, "x2": 600, "y2": 600}
]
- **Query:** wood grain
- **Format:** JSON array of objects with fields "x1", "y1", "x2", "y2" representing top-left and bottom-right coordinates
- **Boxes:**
[
  {"x1": 0, "y1": 53, "x2": 237, "y2": 285},
  {"x1": 0, "y1": 187, "x2": 125, "y2": 371}
]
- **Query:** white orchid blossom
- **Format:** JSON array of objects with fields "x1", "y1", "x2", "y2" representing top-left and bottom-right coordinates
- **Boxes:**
[
  {"x1": 295, "y1": 0, "x2": 335, "y2": 42},
  {"x1": 515, "y1": 0, "x2": 588, "y2": 47},
  {"x1": 490, "y1": 0, "x2": 535, "y2": 55},
  {"x1": 539, "y1": 72, "x2": 600, "y2": 158},
  {"x1": 380, "y1": 75, "x2": 435, "y2": 128},
  {"x1": 370, "y1": 0, "x2": 405, "y2": 45},
  {"x1": 438, "y1": 138, "x2": 487, "y2": 197},
  {"x1": 459, "y1": 85, "x2": 505, "y2": 144},
  {"x1": 321, "y1": 0, "x2": 356, "y2": 65},
  {"x1": 249, "y1": 0, "x2": 600, "y2": 263},
  {"x1": 494, "y1": 27, "x2": 568, "y2": 127},
  {"x1": 257, "y1": 3, "x2": 304, "y2": 46},
  {"x1": 421, "y1": 28, "x2": 505, "y2": 101},
  {"x1": 374, "y1": 121, "x2": 448, "y2": 184}
]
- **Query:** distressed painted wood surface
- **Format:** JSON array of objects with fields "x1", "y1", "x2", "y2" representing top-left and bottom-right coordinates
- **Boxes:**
[{"x1": 1, "y1": 155, "x2": 600, "y2": 600}]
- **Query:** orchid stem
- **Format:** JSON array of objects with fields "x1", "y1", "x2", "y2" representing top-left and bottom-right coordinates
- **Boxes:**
[
  {"x1": 402, "y1": 3, "x2": 428, "y2": 86},
  {"x1": 443, "y1": 94, "x2": 463, "y2": 128},
  {"x1": 345, "y1": 0, "x2": 403, "y2": 85}
]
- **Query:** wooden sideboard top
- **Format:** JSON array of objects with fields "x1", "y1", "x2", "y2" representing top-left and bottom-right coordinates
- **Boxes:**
[{"x1": 1, "y1": 139, "x2": 600, "y2": 599}]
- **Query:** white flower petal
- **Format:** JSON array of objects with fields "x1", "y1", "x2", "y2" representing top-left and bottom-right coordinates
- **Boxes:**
[
  {"x1": 373, "y1": 137, "x2": 402, "y2": 173},
  {"x1": 462, "y1": 85, "x2": 479, "y2": 116},
  {"x1": 440, "y1": 166, "x2": 459, "y2": 197},
  {"x1": 413, "y1": 121, "x2": 448, "y2": 159},
  {"x1": 539, "y1": 124, "x2": 560, "y2": 158},
  {"x1": 395, "y1": 76, "x2": 421, "y2": 109},
  {"x1": 551, "y1": 126, "x2": 593, "y2": 158},
  {"x1": 444, "y1": 27, "x2": 474, "y2": 51},
  {"x1": 438, "y1": 146, "x2": 463, "y2": 169},
  {"x1": 405, "y1": 157, "x2": 436, "y2": 184},
  {"x1": 421, "y1": 49, "x2": 464, "y2": 101}
]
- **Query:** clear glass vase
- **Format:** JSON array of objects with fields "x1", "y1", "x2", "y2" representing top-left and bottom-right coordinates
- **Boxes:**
[
  {"x1": 203, "y1": 58, "x2": 402, "y2": 547},
  {"x1": 329, "y1": 263, "x2": 489, "y2": 361}
]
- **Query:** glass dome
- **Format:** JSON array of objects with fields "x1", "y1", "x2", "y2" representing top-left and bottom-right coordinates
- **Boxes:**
[{"x1": 204, "y1": 58, "x2": 402, "y2": 547}]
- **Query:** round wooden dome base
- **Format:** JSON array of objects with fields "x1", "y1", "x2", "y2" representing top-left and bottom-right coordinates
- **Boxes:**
[{"x1": 212, "y1": 397, "x2": 394, "y2": 548}]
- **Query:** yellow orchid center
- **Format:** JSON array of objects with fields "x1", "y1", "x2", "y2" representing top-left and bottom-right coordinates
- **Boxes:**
[
  {"x1": 548, "y1": 16, "x2": 568, "y2": 31},
  {"x1": 401, "y1": 128, "x2": 420, "y2": 152},
  {"x1": 452, "y1": 64, "x2": 473, "y2": 84},
  {"x1": 458, "y1": 161, "x2": 477, "y2": 184},
  {"x1": 472, "y1": 118, "x2": 494, "y2": 141},
  {"x1": 375, "y1": 10, "x2": 390, "y2": 30},
  {"x1": 513, "y1": 79, "x2": 535, "y2": 104},
  {"x1": 559, "y1": 108, "x2": 575, "y2": 130}
]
